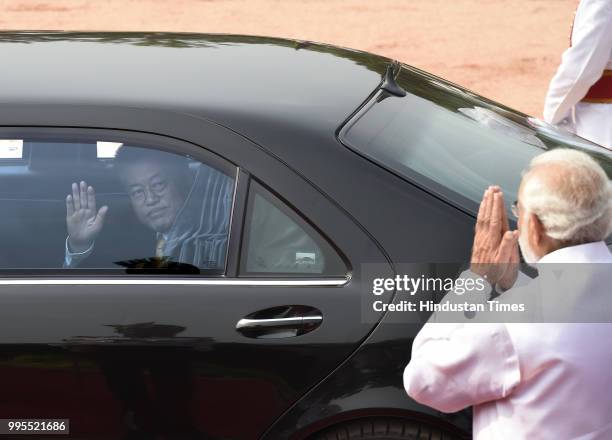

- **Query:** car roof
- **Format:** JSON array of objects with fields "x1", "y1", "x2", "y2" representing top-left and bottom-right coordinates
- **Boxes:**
[{"x1": 0, "y1": 32, "x2": 389, "y2": 131}]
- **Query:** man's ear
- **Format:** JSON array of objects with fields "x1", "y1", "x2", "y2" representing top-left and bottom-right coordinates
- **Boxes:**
[{"x1": 528, "y1": 213, "x2": 546, "y2": 247}]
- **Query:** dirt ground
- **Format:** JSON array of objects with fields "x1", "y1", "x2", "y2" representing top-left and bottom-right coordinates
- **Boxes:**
[{"x1": 0, "y1": 0, "x2": 577, "y2": 117}]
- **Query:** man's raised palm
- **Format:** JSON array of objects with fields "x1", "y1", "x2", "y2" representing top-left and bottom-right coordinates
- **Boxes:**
[{"x1": 66, "y1": 181, "x2": 108, "y2": 253}]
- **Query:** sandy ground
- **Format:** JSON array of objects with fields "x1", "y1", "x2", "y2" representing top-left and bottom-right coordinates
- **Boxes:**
[{"x1": 0, "y1": 0, "x2": 577, "y2": 117}]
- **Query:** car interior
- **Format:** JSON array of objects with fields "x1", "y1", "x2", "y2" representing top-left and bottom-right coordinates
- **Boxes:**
[{"x1": 0, "y1": 140, "x2": 156, "y2": 271}]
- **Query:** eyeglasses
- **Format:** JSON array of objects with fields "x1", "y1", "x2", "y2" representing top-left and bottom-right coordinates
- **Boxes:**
[
  {"x1": 511, "y1": 200, "x2": 519, "y2": 219},
  {"x1": 128, "y1": 179, "x2": 168, "y2": 203}
]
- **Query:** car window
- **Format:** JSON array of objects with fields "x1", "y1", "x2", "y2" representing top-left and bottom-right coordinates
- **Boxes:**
[
  {"x1": 0, "y1": 134, "x2": 236, "y2": 275},
  {"x1": 240, "y1": 181, "x2": 347, "y2": 276},
  {"x1": 341, "y1": 66, "x2": 612, "y2": 214},
  {"x1": 342, "y1": 93, "x2": 543, "y2": 211}
]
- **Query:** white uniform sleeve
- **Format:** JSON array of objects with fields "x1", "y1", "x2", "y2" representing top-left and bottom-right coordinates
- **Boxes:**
[
  {"x1": 543, "y1": 0, "x2": 612, "y2": 124},
  {"x1": 403, "y1": 322, "x2": 521, "y2": 413}
]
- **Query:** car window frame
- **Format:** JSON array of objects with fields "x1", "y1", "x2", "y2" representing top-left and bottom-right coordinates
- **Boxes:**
[
  {"x1": 0, "y1": 126, "x2": 240, "y2": 278},
  {"x1": 238, "y1": 178, "x2": 349, "y2": 278}
]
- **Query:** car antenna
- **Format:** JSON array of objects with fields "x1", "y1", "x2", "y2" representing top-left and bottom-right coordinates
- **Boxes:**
[{"x1": 380, "y1": 62, "x2": 407, "y2": 97}]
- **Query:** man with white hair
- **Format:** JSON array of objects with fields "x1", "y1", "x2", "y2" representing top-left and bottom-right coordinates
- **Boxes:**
[{"x1": 403, "y1": 148, "x2": 612, "y2": 439}]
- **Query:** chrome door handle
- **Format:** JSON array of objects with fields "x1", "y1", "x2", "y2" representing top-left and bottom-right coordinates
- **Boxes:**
[{"x1": 236, "y1": 316, "x2": 322, "y2": 330}]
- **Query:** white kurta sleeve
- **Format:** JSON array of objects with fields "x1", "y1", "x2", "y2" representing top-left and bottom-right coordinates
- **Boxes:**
[
  {"x1": 403, "y1": 322, "x2": 521, "y2": 413},
  {"x1": 543, "y1": 0, "x2": 612, "y2": 124}
]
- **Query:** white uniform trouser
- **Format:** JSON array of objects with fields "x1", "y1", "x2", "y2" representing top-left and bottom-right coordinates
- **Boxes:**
[{"x1": 575, "y1": 102, "x2": 612, "y2": 149}]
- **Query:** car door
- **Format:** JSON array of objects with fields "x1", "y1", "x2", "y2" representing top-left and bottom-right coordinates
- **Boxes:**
[{"x1": 0, "y1": 120, "x2": 393, "y2": 440}]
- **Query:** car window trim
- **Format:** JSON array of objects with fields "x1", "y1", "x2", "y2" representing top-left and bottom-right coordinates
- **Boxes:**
[
  {"x1": 0, "y1": 277, "x2": 350, "y2": 286},
  {"x1": 0, "y1": 126, "x2": 239, "y2": 275},
  {"x1": 224, "y1": 168, "x2": 249, "y2": 277},
  {"x1": 238, "y1": 178, "x2": 349, "y2": 277}
]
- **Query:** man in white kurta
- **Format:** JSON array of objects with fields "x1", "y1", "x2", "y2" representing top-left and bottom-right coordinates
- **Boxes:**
[
  {"x1": 403, "y1": 149, "x2": 612, "y2": 439},
  {"x1": 543, "y1": 0, "x2": 612, "y2": 149}
]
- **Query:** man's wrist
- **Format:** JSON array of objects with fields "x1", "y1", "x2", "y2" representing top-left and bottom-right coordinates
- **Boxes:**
[
  {"x1": 469, "y1": 264, "x2": 498, "y2": 287},
  {"x1": 66, "y1": 236, "x2": 95, "y2": 255},
  {"x1": 461, "y1": 270, "x2": 494, "y2": 301}
]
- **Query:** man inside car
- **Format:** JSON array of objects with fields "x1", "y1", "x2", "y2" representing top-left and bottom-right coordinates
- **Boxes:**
[{"x1": 63, "y1": 146, "x2": 233, "y2": 270}]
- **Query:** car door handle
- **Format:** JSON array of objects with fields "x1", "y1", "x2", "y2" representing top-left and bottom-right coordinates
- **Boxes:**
[
  {"x1": 236, "y1": 305, "x2": 323, "y2": 338},
  {"x1": 236, "y1": 316, "x2": 322, "y2": 330}
]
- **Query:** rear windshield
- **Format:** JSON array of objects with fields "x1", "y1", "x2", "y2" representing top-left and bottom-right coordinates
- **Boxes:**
[{"x1": 341, "y1": 66, "x2": 612, "y2": 214}]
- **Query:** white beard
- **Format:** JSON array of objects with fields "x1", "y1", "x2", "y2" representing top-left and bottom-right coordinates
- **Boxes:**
[{"x1": 518, "y1": 228, "x2": 539, "y2": 265}]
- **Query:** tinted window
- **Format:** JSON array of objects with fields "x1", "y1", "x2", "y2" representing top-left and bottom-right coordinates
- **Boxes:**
[
  {"x1": 240, "y1": 181, "x2": 346, "y2": 276},
  {"x1": 342, "y1": 66, "x2": 612, "y2": 212},
  {"x1": 342, "y1": 93, "x2": 542, "y2": 210},
  {"x1": 0, "y1": 134, "x2": 235, "y2": 274}
]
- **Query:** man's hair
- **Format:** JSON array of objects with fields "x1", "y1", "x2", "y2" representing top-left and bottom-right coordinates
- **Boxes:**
[
  {"x1": 114, "y1": 146, "x2": 191, "y2": 183},
  {"x1": 522, "y1": 148, "x2": 611, "y2": 244}
]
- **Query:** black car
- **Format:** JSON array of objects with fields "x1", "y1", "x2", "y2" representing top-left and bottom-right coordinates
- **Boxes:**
[{"x1": 0, "y1": 32, "x2": 609, "y2": 440}]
